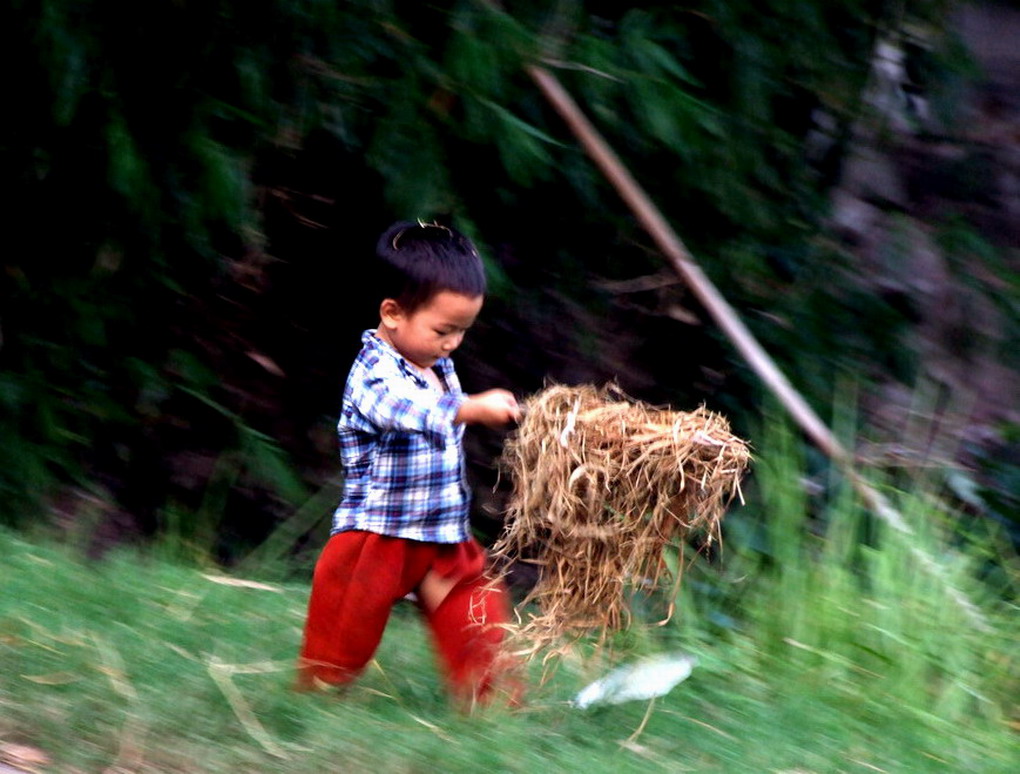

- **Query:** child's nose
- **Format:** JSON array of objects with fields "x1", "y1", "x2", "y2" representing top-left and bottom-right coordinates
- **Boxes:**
[{"x1": 443, "y1": 332, "x2": 464, "y2": 351}]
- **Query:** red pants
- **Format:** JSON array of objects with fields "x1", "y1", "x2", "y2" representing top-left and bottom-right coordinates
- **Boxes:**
[{"x1": 296, "y1": 531, "x2": 514, "y2": 704}]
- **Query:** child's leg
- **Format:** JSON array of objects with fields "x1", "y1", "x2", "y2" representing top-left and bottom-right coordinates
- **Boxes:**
[
  {"x1": 296, "y1": 531, "x2": 429, "y2": 689},
  {"x1": 422, "y1": 572, "x2": 516, "y2": 705}
]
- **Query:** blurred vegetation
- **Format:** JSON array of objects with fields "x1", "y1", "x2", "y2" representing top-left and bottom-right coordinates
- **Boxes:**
[
  {"x1": 2, "y1": 0, "x2": 1018, "y2": 554},
  {"x1": 1, "y1": 424, "x2": 1016, "y2": 771}
]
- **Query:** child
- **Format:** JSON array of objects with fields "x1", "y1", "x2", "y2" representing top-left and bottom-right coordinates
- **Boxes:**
[{"x1": 296, "y1": 219, "x2": 521, "y2": 706}]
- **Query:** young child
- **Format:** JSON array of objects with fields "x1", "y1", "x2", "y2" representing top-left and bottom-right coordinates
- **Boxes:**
[{"x1": 296, "y1": 219, "x2": 521, "y2": 706}]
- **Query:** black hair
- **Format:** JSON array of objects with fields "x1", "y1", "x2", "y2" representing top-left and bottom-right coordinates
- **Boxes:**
[{"x1": 375, "y1": 220, "x2": 487, "y2": 312}]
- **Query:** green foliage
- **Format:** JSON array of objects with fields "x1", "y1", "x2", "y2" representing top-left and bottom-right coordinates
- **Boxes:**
[
  {"x1": 1, "y1": 420, "x2": 1016, "y2": 771},
  {"x1": 3, "y1": 0, "x2": 1005, "y2": 559},
  {"x1": 684, "y1": 416, "x2": 1018, "y2": 736}
]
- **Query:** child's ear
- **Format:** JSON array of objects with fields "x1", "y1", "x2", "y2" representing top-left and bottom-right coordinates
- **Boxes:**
[{"x1": 379, "y1": 298, "x2": 403, "y2": 329}]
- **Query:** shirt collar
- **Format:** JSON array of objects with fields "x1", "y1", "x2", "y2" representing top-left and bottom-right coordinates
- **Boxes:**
[{"x1": 361, "y1": 329, "x2": 455, "y2": 383}]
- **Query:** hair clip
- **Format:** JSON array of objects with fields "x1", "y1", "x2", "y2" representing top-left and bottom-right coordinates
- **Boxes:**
[
  {"x1": 392, "y1": 220, "x2": 452, "y2": 250},
  {"x1": 416, "y1": 218, "x2": 452, "y2": 235}
]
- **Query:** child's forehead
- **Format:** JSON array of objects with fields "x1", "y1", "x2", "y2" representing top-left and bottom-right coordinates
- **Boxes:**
[{"x1": 413, "y1": 290, "x2": 483, "y2": 320}]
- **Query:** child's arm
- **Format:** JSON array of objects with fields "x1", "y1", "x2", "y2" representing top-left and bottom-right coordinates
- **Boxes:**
[
  {"x1": 354, "y1": 377, "x2": 518, "y2": 439},
  {"x1": 355, "y1": 376, "x2": 465, "y2": 442},
  {"x1": 455, "y1": 389, "x2": 520, "y2": 429}
]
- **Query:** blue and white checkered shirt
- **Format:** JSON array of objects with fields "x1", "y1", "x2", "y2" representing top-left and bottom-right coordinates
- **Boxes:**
[{"x1": 330, "y1": 330, "x2": 471, "y2": 543}]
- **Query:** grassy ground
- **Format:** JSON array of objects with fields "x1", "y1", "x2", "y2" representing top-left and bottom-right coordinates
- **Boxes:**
[{"x1": 2, "y1": 436, "x2": 1017, "y2": 772}]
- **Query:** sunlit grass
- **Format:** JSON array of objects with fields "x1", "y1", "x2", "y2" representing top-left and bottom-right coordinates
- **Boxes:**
[{"x1": 1, "y1": 425, "x2": 1016, "y2": 772}]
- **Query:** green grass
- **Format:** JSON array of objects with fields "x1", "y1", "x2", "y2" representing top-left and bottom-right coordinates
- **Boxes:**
[{"x1": 2, "y1": 431, "x2": 1017, "y2": 772}]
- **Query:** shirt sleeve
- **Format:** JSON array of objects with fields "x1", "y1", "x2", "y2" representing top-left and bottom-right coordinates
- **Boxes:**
[{"x1": 354, "y1": 372, "x2": 465, "y2": 446}]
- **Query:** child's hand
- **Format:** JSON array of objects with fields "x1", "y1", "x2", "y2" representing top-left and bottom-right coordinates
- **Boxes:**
[{"x1": 456, "y1": 389, "x2": 521, "y2": 428}]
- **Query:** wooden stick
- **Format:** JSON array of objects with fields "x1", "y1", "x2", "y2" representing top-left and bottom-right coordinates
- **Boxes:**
[
  {"x1": 527, "y1": 65, "x2": 845, "y2": 463},
  {"x1": 526, "y1": 63, "x2": 988, "y2": 629}
]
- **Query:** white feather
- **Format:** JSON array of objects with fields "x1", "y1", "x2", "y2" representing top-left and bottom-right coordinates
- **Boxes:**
[{"x1": 573, "y1": 652, "x2": 697, "y2": 709}]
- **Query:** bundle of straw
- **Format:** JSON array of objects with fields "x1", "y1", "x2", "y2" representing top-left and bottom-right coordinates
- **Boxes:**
[{"x1": 491, "y1": 383, "x2": 750, "y2": 659}]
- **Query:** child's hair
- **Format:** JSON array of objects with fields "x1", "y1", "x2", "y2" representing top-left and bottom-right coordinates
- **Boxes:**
[{"x1": 375, "y1": 220, "x2": 486, "y2": 312}]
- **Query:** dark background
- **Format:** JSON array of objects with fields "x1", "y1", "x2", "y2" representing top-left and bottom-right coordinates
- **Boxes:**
[{"x1": 2, "y1": 0, "x2": 1017, "y2": 564}]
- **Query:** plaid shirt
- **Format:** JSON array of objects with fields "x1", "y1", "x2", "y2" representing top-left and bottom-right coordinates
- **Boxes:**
[{"x1": 331, "y1": 330, "x2": 471, "y2": 543}]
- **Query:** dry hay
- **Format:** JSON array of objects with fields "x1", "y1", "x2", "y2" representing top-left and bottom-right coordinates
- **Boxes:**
[{"x1": 491, "y1": 383, "x2": 751, "y2": 660}]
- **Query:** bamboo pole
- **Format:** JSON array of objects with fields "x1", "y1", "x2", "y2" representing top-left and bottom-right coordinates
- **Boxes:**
[
  {"x1": 527, "y1": 66, "x2": 846, "y2": 463},
  {"x1": 525, "y1": 63, "x2": 987, "y2": 629}
]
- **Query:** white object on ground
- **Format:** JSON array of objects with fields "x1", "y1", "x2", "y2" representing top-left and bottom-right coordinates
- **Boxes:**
[{"x1": 573, "y1": 652, "x2": 697, "y2": 709}]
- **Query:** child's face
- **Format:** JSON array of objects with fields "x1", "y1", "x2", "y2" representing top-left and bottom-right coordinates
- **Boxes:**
[{"x1": 378, "y1": 290, "x2": 483, "y2": 370}]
